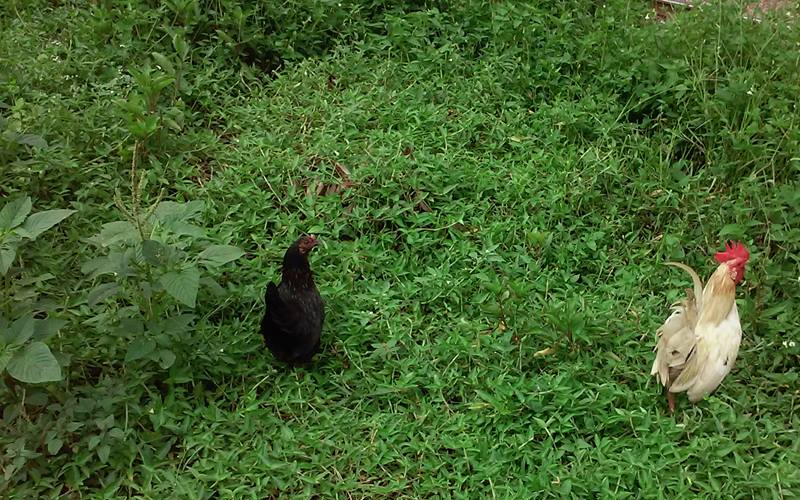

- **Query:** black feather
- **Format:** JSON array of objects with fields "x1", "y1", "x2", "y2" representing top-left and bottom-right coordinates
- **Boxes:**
[{"x1": 260, "y1": 237, "x2": 325, "y2": 364}]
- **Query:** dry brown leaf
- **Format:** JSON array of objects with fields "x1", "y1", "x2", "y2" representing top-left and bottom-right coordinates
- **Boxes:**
[
  {"x1": 333, "y1": 161, "x2": 351, "y2": 180},
  {"x1": 416, "y1": 200, "x2": 432, "y2": 213}
]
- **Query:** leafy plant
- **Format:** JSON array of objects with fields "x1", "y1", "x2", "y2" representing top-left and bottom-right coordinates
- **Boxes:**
[
  {"x1": 0, "y1": 316, "x2": 64, "y2": 384},
  {"x1": 0, "y1": 197, "x2": 75, "y2": 276},
  {"x1": 0, "y1": 197, "x2": 74, "y2": 384},
  {"x1": 82, "y1": 146, "x2": 244, "y2": 371},
  {"x1": 117, "y1": 45, "x2": 192, "y2": 152}
]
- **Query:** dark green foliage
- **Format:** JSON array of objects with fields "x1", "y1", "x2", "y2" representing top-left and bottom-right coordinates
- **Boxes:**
[{"x1": 1, "y1": 0, "x2": 799, "y2": 498}]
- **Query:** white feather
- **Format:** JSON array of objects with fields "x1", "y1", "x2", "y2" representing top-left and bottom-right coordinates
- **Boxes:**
[
  {"x1": 677, "y1": 303, "x2": 741, "y2": 402},
  {"x1": 651, "y1": 262, "x2": 742, "y2": 404}
]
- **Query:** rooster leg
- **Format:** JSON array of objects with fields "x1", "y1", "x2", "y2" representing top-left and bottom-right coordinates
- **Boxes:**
[{"x1": 667, "y1": 391, "x2": 676, "y2": 414}]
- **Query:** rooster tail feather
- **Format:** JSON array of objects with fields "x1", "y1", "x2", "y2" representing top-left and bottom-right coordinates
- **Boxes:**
[{"x1": 665, "y1": 262, "x2": 704, "y2": 309}]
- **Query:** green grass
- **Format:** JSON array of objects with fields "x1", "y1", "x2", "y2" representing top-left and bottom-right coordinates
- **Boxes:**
[{"x1": 1, "y1": 1, "x2": 799, "y2": 498}]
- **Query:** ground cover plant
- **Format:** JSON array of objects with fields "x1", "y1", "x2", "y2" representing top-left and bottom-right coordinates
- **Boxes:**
[{"x1": 1, "y1": 0, "x2": 799, "y2": 498}]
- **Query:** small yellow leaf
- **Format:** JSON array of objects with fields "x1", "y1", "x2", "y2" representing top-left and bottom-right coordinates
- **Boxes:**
[{"x1": 534, "y1": 346, "x2": 557, "y2": 358}]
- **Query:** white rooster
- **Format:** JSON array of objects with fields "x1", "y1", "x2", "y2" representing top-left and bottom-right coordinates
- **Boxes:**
[{"x1": 651, "y1": 241, "x2": 750, "y2": 413}]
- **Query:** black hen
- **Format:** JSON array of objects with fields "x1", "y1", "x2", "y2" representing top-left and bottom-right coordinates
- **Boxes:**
[{"x1": 260, "y1": 235, "x2": 325, "y2": 364}]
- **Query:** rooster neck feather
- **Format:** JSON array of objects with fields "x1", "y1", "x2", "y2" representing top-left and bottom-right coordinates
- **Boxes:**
[{"x1": 699, "y1": 264, "x2": 736, "y2": 326}]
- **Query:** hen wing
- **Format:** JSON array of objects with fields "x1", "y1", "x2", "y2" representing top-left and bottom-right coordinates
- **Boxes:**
[
  {"x1": 264, "y1": 282, "x2": 300, "y2": 333},
  {"x1": 669, "y1": 304, "x2": 742, "y2": 402}
]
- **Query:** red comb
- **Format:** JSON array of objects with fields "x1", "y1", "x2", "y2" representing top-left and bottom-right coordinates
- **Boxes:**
[{"x1": 714, "y1": 241, "x2": 749, "y2": 264}]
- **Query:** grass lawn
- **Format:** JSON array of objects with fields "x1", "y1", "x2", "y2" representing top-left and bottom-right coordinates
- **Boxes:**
[{"x1": 1, "y1": 1, "x2": 798, "y2": 498}]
